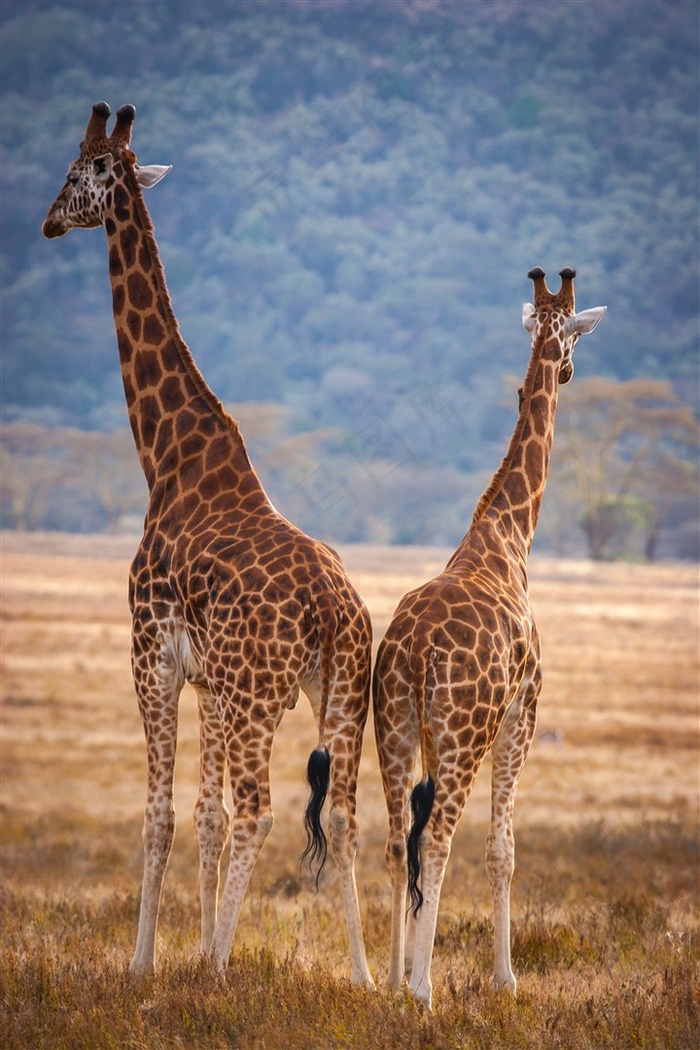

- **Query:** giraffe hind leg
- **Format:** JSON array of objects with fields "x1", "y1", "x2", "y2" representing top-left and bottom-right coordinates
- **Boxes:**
[
  {"x1": 383, "y1": 790, "x2": 411, "y2": 990},
  {"x1": 407, "y1": 832, "x2": 452, "y2": 1009},
  {"x1": 209, "y1": 700, "x2": 279, "y2": 970},
  {"x1": 404, "y1": 907, "x2": 418, "y2": 979},
  {"x1": 407, "y1": 776, "x2": 471, "y2": 1008},
  {"x1": 326, "y1": 750, "x2": 374, "y2": 987},
  {"x1": 303, "y1": 666, "x2": 374, "y2": 987},
  {"x1": 192, "y1": 682, "x2": 230, "y2": 954},
  {"x1": 373, "y1": 672, "x2": 419, "y2": 991},
  {"x1": 210, "y1": 789, "x2": 274, "y2": 970},
  {"x1": 323, "y1": 703, "x2": 374, "y2": 986},
  {"x1": 384, "y1": 826, "x2": 410, "y2": 990},
  {"x1": 486, "y1": 690, "x2": 538, "y2": 993},
  {"x1": 401, "y1": 774, "x2": 434, "y2": 985},
  {"x1": 129, "y1": 630, "x2": 182, "y2": 974}
]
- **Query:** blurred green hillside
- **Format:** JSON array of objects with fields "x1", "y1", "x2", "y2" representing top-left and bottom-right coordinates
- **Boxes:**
[{"x1": 1, "y1": 0, "x2": 697, "y2": 553}]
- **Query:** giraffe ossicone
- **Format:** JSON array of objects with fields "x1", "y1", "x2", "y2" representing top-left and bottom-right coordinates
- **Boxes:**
[
  {"x1": 372, "y1": 268, "x2": 606, "y2": 1008},
  {"x1": 42, "y1": 101, "x2": 374, "y2": 987}
]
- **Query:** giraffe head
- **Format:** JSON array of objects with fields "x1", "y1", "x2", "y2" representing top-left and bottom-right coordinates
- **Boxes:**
[
  {"x1": 521, "y1": 267, "x2": 606, "y2": 383},
  {"x1": 42, "y1": 102, "x2": 171, "y2": 239}
]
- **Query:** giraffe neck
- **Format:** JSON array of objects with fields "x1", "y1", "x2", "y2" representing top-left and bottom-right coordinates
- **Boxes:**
[
  {"x1": 467, "y1": 326, "x2": 561, "y2": 561},
  {"x1": 104, "y1": 161, "x2": 261, "y2": 502}
]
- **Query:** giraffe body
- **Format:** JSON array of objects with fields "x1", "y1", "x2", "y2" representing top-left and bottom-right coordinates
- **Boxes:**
[
  {"x1": 43, "y1": 103, "x2": 373, "y2": 984},
  {"x1": 373, "y1": 268, "x2": 606, "y2": 1007}
]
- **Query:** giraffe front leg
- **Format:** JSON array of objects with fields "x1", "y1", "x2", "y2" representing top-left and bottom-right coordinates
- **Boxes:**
[
  {"x1": 192, "y1": 684, "x2": 230, "y2": 954},
  {"x1": 129, "y1": 632, "x2": 182, "y2": 974}
]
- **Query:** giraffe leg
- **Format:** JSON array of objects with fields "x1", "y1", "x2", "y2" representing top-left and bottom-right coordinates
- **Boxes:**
[
  {"x1": 384, "y1": 832, "x2": 408, "y2": 990},
  {"x1": 302, "y1": 659, "x2": 373, "y2": 988},
  {"x1": 486, "y1": 690, "x2": 538, "y2": 993},
  {"x1": 129, "y1": 629, "x2": 182, "y2": 974},
  {"x1": 404, "y1": 906, "x2": 418, "y2": 979},
  {"x1": 406, "y1": 768, "x2": 473, "y2": 1009},
  {"x1": 384, "y1": 783, "x2": 414, "y2": 989},
  {"x1": 328, "y1": 803, "x2": 373, "y2": 987},
  {"x1": 211, "y1": 809, "x2": 273, "y2": 969},
  {"x1": 325, "y1": 720, "x2": 374, "y2": 987},
  {"x1": 192, "y1": 683, "x2": 230, "y2": 954},
  {"x1": 373, "y1": 666, "x2": 418, "y2": 991},
  {"x1": 210, "y1": 713, "x2": 276, "y2": 970},
  {"x1": 408, "y1": 832, "x2": 452, "y2": 1009}
]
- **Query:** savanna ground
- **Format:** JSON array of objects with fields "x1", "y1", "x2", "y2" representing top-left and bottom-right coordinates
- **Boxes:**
[{"x1": 1, "y1": 530, "x2": 698, "y2": 1049}]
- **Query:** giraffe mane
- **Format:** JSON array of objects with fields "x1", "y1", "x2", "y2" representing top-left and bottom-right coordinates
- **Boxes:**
[
  {"x1": 470, "y1": 313, "x2": 552, "y2": 526},
  {"x1": 120, "y1": 158, "x2": 245, "y2": 444}
]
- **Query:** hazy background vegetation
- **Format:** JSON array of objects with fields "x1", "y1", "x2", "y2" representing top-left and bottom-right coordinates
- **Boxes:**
[{"x1": 1, "y1": 0, "x2": 698, "y2": 556}]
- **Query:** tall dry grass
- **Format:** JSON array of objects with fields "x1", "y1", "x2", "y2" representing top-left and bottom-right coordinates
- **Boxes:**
[{"x1": 1, "y1": 532, "x2": 698, "y2": 1048}]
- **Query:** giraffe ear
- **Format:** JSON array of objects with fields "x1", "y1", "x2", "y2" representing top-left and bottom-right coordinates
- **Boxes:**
[
  {"x1": 522, "y1": 303, "x2": 537, "y2": 333},
  {"x1": 565, "y1": 306, "x2": 607, "y2": 337},
  {"x1": 92, "y1": 153, "x2": 113, "y2": 183},
  {"x1": 136, "y1": 164, "x2": 172, "y2": 189}
]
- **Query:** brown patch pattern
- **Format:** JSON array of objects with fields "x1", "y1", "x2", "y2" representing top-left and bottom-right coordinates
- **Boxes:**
[
  {"x1": 372, "y1": 270, "x2": 599, "y2": 1008},
  {"x1": 41, "y1": 102, "x2": 373, "y2": 987}
]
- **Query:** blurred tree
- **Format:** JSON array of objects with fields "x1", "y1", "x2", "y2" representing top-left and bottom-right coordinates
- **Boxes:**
[
  {"x1": 60, "y1": 428, "x2": 147, "y2": 532},
  {"x1": 636, "y1": 452, "x2": 698, "y2": 562},
  {"x1": 553, "y1": 378, "x2": 698, "y2": 560},
  {"x1": 0, "y1": 422, "x2": 67, "y2": 529}
]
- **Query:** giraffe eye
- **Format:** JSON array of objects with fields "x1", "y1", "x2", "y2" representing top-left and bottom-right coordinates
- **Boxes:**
[{"x1": 67, "y1": 175, "x2": 79, "y2": 187}]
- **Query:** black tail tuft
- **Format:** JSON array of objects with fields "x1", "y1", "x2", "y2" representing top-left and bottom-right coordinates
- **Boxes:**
[
  {"x1": 406, "y1": 774, "x2": 435, "y2": 915},
  {"x1": 301, "y1": 745, "x2": 330, "y2": 888}
]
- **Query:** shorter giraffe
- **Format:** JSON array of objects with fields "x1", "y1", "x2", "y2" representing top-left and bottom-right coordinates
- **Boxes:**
[{"x1": 373, "y1": 268, "x2": 606, "y2": 1008}]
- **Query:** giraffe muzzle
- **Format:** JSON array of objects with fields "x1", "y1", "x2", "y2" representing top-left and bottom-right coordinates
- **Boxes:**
[{"x1": 42, "y1": 211, "x2": 70, "y2": 239}]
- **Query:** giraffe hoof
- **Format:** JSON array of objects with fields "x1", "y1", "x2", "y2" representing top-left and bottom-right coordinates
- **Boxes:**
[
  {"x1": 492, "y1": 973, "x2": 517, "y2": 995},
  {"x1": 410, "y1": 979, "x2": 433, "y2": 1010}
]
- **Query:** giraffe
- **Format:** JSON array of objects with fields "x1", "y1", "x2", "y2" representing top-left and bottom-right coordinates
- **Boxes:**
[
  {"x1": 42, "y1": 101, "x2": 374, "y2": 985},
  {"x1": 372, "y1": 267, "x2": 606, "y2": 1008}
]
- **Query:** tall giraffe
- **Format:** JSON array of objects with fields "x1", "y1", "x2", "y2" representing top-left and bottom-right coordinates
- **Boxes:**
[
  {"x1": 42, "y1": 101, "x2": 373, "y2": 985},
  {"x1": 372, "y1": 268, "x2": 606, "y2": 1007}
]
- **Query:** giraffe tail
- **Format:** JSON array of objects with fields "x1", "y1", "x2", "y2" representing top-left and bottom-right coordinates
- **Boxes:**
[
  {"x1": 406, "y1": 629, "x2": 437, "y2": 914},
  {"x1": 301, "y1": 580, "x2": 341, "y2": 887},
  {"x1": 407, "y1": 774, "x2": 435, "y2": 914},
  {"x1": 301, "y1": 744, "x2": 330, "y2": 887}
]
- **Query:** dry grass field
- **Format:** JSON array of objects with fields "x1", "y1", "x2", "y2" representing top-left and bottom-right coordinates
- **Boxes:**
[{"x1": 1, "y1": 530, "x2": 698, "y2": 1048}]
